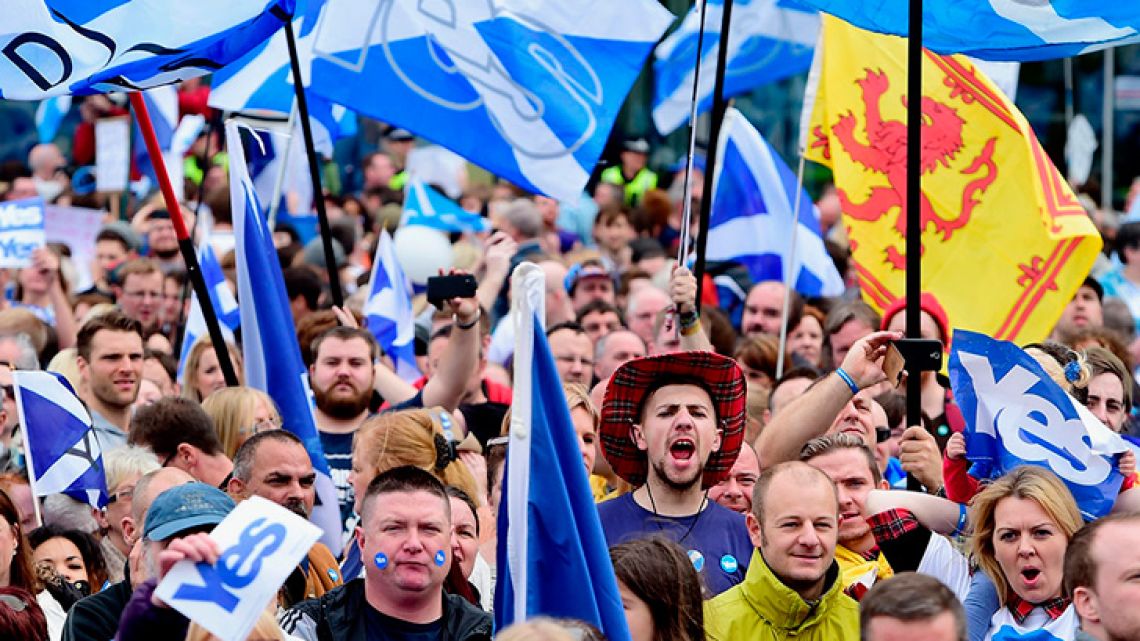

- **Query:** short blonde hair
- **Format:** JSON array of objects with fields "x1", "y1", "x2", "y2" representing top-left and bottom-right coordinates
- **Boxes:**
[
  {"x1": 103, "y1": 446, "x2": 160, "y2": 494},
  {"x1": 201, "y1": 387, "x2": 281, "y2": 459},
  {"x1": 181, "y1": 338, "x2": 244, "y2": 402},
  {"x1": 563, "y1": 382, "x2": 597, "y2": 430},
  {"x1": 352, "y1": 408, "x2": 479, "y2": 502},
  {"x1": 970, "y1": 466, "x2": 1083, "y2": 604}
]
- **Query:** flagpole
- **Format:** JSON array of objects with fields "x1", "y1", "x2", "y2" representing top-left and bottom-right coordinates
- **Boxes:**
[
  {"x1": 1103, "y1": 48, "x2": 1115, "y2": 211},
  {"x1": 775, "y1": 153, "x2": 808, "y2": 379},
  {"x1": 267, "y1": 103, "x2": 299, "y2": 230},
  {"x1": 675, "y1": 0, "x2": 711, "y2": 269},
  {"x1": 128, "y1": 92, "x2": 240, "y2": 387},
  {"x1": 692, "y1": 0, "x2": 735, "y2": 310},
  {"x1": 905, "y1": 0, "x2": 924, "y2": 491},
  {"x1": 13, "y1": 376, "x2": 45, "y2": 528},
  {"x1": 283, "y1": 18, "x2": 343, "y2": 307}
]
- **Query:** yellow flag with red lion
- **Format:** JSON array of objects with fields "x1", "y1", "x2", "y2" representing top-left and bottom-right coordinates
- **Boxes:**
[{"x1": 805, "y1": 16, "x2": 1101, "y2": 343}]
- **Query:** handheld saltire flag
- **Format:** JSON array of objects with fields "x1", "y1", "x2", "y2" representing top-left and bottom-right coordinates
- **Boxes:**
[
  {"x1": 226, "y1": 121, "x2": 341, "y2": 551},
  {"x1": 949, "y1": 330, "x2": 1128, "y2": 520},
  {"x1": 793, "y1": 1, "x2": 1140, "y2": 61},
  {"x1": 803, "y1": 17, "x2": 1101, "y2": 344},
  {"x1": 0, "y1": 0, "x2": 294, "y2": 99},
  {"x1": 308, "y1": 0, "x2": 673, "y2": 202},
  {"x1": 494, "y1": 262, "x2": 631, "y2": 640},
  {"x1": 35, "y1": 95, "x2": 71, "y2": 143},
  {"x1": 403, "y1": 180, "x2": 490, "y2": 234},
  {"x1": 177, "y1": 239, "x2": 239, "y2": 382},
  {"x1": 132, "y1": 86, "x2": 179, "y2": 195},
  {"x1": 15, "y1": 371, "x2": 107, "y2": 509},
  {"x1": 653, "y1": 0, "x2": 818, "y2": 135},
  {"x1": 709, "y1": 107, "x2": 844, "y2": 298},
  {"x1": 364, "y1": 230, "x2": 419, "y2": 383}
]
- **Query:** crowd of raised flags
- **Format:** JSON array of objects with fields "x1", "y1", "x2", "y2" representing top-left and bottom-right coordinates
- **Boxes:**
[{"x1": 0, "y1": 1, "x2": 1137, "y2": 641}]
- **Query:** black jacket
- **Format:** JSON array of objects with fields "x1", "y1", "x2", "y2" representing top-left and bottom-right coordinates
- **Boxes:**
[
  {"x1": 280, "y1": 578, "x2": 492, "y2": 641},
  {"x1": 62, "y1": 569, "x2": 132, "y2": 641}
]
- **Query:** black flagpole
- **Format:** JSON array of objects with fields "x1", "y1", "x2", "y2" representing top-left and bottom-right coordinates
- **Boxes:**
[
  {"x1": 283, "y1": 18, "x2": 343, "y2": 307},
  {"x1": 692, "y1": 0, "x2": 735, "y2": 311},
  {"x1": 905, "y1": 0, "x2": 925, "y2": 491}
]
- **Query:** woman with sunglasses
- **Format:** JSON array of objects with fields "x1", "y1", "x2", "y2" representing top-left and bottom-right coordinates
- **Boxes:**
[{"x1": 0, "y1": 487, "x2": 64, "y2": 640}]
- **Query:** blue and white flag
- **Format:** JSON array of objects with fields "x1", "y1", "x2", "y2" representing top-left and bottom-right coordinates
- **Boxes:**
[
  {"x1": 15, "y1": 371, "x2": 107, "y2": 509},
  {"x1": 653, "y1": 0, "x2": 817, "y2": 135},
  {"x1": 132, "y1": 86, "x2": 179, "y2": 190},
  {"x1": 227, "y1": 121, "x2": 342, "y2": 551},
  {"x1": 494, "y1": 262, "x2": 630, "y2": 640},
  {"x1": 308, "y1": 0, "x2": 673, "y2": 202},
  {"x1": 795, "y1": 1, "x2": 1140, "y2": 61},
  {"x1": 949, "y1": 330, "x2": 1129, "y2": 520},
  {"x1": 34, "y1": 95, "x2": 71, "y2": 143},
  {"x1": 403, "y1": 180, "x2": 490, "y2": 234},
  {"x1": 708, "y1": 108, "x2": 844, "y2": 297},
  {"x1": 177, "y1": 240, "x2": 240, "y2": 381},
  {"x1": 0, "y1": 0, "x2": 294, "y2": 99},
  {"x1": 364, "y1": 230, "x2": 419, "y2": 382}
]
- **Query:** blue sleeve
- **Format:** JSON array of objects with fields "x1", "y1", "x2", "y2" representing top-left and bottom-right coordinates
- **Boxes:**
[
  {"x1": 965, "y1": 571, "x2": 1000, "y2": 641},
  {"x1": 386, "y1": 389, "x2": 424, "y2": 413}
]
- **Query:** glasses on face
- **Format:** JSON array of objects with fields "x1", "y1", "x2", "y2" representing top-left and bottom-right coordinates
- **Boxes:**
[{"x1": 105, "y1": 486, "x2": 134, "y2": 506}]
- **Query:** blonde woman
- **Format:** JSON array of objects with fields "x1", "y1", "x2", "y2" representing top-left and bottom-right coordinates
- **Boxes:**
[
  {"x1": 180, "y1": 339, "x2": 244, "y2": 403},
  {"x1": 201, "y1": 387, "x2": 282, "y2": 459}
]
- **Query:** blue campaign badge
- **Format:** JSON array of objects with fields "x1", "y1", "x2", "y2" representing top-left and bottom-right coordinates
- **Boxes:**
[
  {"x1": 687, "y1": 549, "x2": 705, "y2": 573},
  {"x1": 374, "y1": 553, "x2": 388, "y2": 570},
  {"x1": 434, "y1": 550, "x2": 447, "y2": 567},
  {"x1": 327, "y1": 568, "x2": 339, "y2": 582},
  {"x1": 720, "y1": 554, "x2": 739, "y2": 574}
]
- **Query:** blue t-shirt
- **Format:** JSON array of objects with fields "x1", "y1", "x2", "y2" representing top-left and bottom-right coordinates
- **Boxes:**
[
  {"x1": 597, "y1": 493, "x2": 752, "y2": 596},
  {"x1": 319, "y1": 430, "x2": 356, "y2": 540},
  {"x1": 365, "y1": 605, "x2": 442, "y2": 641}
]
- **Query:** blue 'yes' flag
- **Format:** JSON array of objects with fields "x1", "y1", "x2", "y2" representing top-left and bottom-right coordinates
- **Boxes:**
[
  {"x1": 494, "y1": 263, "x2": 631, "y2": 640},
  {"x1": 949, "y1": 329, "x2": 1129, "y2": 519},
  {"x1": 227, "y1": 121, "x2": 342, "y2": 551},
  {"x1": 653, "y1": 0, "x2": 818, "y2": 135},
  {"x1": 307, "y1": 0, "x2": 673, "y2": 202},
  {"x1": 795, "y1": 1, "x2": 1140, "y2": 61},
  {"x1": 0, "y1": 0, "x2": 295, "y2": 99}
]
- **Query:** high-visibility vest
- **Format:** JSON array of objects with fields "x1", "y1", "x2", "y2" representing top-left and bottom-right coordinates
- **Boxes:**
[
  {"x1": 388, "y1": 170, "x2": 408, "y2": 191},
  {"x1": 600, "y1": 166, "x2": 657, "y2": 206}
]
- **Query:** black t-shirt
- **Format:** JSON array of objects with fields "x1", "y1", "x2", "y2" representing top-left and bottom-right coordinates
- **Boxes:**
[{"x1": 365, "y1": 606, "x2": 442, "y2": 641}]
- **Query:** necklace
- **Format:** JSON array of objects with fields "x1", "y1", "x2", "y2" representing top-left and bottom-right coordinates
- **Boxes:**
[{"x1": 644, "y1": 482, "x2": 708, "y2": 545}]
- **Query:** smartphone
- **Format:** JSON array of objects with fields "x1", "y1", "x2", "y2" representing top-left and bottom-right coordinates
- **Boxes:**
[
  {"x1": 884, "y1": 343, "x2": 905, "y2": 388},
  {"x1": 426, "y1": 274, "x2": 477, "y2": 309}
]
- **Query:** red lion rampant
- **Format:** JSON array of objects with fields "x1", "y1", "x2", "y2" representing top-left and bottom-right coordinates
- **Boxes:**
[{"x1": 817, "y1": 69, "x2": 998, "y2": 270}]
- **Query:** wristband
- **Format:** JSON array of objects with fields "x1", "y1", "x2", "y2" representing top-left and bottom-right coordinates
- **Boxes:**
[
  {"x1": 680, "y1": 319, "x2": 703, "y2": 337},
  {"x1": 835, "y1": 367, "x2": 860, "y2": 395},
  {"x1": 455, "y1": 309, "x2": 481, "y2": 331},
  {"x1": 678, "y1": 308, "x2": 699, "y2": 329},
  {"x1": 951, "y1": 502, "x2": 968, "y2": 538}
]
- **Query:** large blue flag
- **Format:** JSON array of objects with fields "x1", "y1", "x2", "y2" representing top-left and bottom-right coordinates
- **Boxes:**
[
  {"x1": 0, "y1": 0, "x2": 294, "y2": 99},
  {"x1": 227, "y1": 121, "x2": 342, "y2": 551},
  {"x1": 307, "y1": 1, "x2": 673, "y2": 202},
  {"x1": 949, "y1": 329, "x2": 1129, "y2": 520},
  {"x1": 708, "y1": 108, "x2": 844, "y2": 298},
  {"x1": 403, "y1": 180, "x2": 490, "y2": 234},
  {"x1": 494, "y1": 263, "x2": 630, "y2": 640},
  {"x1": 795, "y1": 1, "x2": 1140, "y2": 61},
  {"x1": 653, "y1": 0, "x2": 817, "y2": 135},
  {"x1": 177, "y1": 238, "x2": 240, "y2": 381},
  {"x1": 15, "y1": 371, "x2": 107, "y2": 509},
  {"x1": 364, "y1": 230, "x2": 419, "y2": 383}
]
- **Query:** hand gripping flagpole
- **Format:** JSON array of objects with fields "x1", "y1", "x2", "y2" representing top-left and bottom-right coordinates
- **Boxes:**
[
  {"x1": 283, "y1": 18, "x2": 343, "y2": 307},
  {"x1": 905, "y1": 0, "x2": 924, "y2": 492},
  {"x1": 129, "y1": 92, "x2": 240, "y2": 387}
]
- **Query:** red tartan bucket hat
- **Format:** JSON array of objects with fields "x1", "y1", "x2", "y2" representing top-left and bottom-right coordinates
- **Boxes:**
[{"x1": 599, "y1": 351, "x2": 746, "y2": 488}]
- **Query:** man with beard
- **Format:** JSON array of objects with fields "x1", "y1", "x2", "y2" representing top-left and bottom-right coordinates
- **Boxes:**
[
  {"x1": 597, "y1": 351, "x2": 753, "y2": 596},
  {"x1": 226, "y1": 430, "x2": 342, "y2": 606},
  {"x1": 142, "y1": 210, "x2": 183, "y2": 272}
]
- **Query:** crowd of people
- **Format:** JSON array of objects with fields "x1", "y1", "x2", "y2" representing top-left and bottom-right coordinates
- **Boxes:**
[{"x1": 0, "y1": 81, "x2": 1139, "y2": 641}]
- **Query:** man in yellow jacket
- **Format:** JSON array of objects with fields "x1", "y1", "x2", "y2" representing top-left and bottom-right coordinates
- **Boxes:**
[{"x1": 705, "y1": 462, "x2": 860, "y2": 640}]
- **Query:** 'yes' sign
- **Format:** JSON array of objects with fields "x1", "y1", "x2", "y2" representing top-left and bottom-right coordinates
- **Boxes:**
[{"x1": 0, "y1": 198, "x2": 45, "y2": 268}]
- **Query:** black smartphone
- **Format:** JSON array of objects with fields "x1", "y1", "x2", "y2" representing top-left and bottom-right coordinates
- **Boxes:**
[
  {"x1": 892, "y1": 338, "x2": 943, "y2": 373},
  {"x1": 426, "y1": 274, "x2": 477, "y2": 309}
]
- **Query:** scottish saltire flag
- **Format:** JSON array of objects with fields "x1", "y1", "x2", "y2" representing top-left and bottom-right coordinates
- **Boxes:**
[
  {"x1": 795, "y1": 1, "x2": 1140, "y2": 61},
  {"x1": 14, "y1": 371, "x2": 107, "y2": 509},
  {"x1": 494, "y1": 262, "x2": 630, "y2": 640},
  {"x1": 0, "y1": 0, "x2": 294, "y2": 99},
  {"x1": 403, "y1": 180, "x2": 490, "y2": 234},
  {"x1": 34, "y1": 96, "x2": 71, "y2": 143},
  {"x1": 308, "y1": 0, "x2": 673, "y2": 202},
  {"x1": 709, "y1": 108, "x2": 844, "y2": 297},
  {"x1": 227, "y1": 121, "x2": 341, "y2": 550},
  {"x1": 653, "y1": 0, "x2": 817, "y2": 135},
  {"x1": 364, "y1": 230, "x2": 419, "y2": 382},
  {"x1": 177, "y1": 240, "x2": 240, "y2": 381},
  {"x1": 132, "y1": 86, "x2": 178, "y2": 187},
  {"x1": 949, "y1": 330, "x2": 1129, "y2": 519}
]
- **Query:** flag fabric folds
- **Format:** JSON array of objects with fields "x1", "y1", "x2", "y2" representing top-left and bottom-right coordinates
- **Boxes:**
[
  {"x1": 34, "y1": 95, "x2": 71, "y2": 143},
  {"x1": 949, "y1": 330, "x2": 1128, "y2": 520},
  {"x1": 403, "y1": 180, "x2": 490, "y2": 234},
  {"x1": 227, "y1": 121, "x2": 341, "y2": 551},
  {"x1": 804, "y1": 16, "x2": 1101, "y2": 344},
  {"x1": 15, "y1": 371, "x2": 107, "y2": 509},
  {"x1": 709, "y1": 107, "x2": 844, "y2": 298},
  {"x1": 652, "y1": 0, "x2": 818, "y2": 135},
  {"x1": 494, "y1": 262, "x2": 631, "y2": 641},
  {"x1": 308, "y1": 0, "x2": 673, "y2": 202},
  {"x1": 794, "y1": 1, "x2": 1140, "y2": 61},
  {"x1": 364, "y1": 230, "x2": 419, "y2": 383},
  {"x1": 0, "y1": 0, "x2": 294, "y2": 99}
]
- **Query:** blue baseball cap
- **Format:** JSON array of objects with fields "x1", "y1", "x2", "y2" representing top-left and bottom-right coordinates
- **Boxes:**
[{"x1": 144, "y1": 482, "x2": 235, "y2": 542}]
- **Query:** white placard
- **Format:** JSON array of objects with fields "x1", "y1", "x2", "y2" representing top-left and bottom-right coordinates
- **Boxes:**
[
  {"x1": 0, "y1": 198, "x2": 46, "y2": 268},
  {"x1": 95, "y1": 116, "x2": 131, "y2": 193},
  {"x1": 43, "y1": 205, "x2": 105, "y2": 292},
  {"x1": 154, "y1": 496, "x2": 321, "y2": 641}
]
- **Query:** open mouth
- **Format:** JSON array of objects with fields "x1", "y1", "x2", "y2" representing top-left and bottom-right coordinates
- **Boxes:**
[
  {"x1": 1020, "y1": 567, "x2": 1041, "y2": 585},
  {"x1": 670, "y1": 439, "x2": 696, "y2": 461}
]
